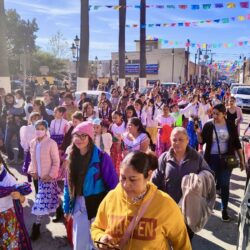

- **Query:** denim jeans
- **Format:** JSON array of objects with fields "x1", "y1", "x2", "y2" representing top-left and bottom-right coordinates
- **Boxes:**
[
  {"x1": 208, "y1": 154, "x2": 232, "y2": 210},
  {"x1": 4, "y1": 123, "x2": 23, "y2": 160}
]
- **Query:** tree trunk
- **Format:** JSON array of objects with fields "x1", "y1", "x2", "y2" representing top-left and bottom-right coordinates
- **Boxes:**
[
  {"x1": 139, "y1": 0, "x2": 147, "y2": 89},
  {"x1": 118, "y1": 0, "x2": 126, "y2": 89},
  {"x1": 0, "y1": 0, "x2": 10, "y2": 92},
  {"x1": 78, "y1": 0, "x2": 89, "y2": 91}
]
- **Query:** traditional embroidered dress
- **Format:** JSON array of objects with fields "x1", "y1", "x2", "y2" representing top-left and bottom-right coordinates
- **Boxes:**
[
  {"x1": 122, "y1": 132, "x2": 149, "y2": 157},
  {"x1": 145, "y1": 107, "x2": 158, "y2": 144},
  {"x1": 156, "y1": 115, "x2": 175, "y2": 156},
  {"x1": 50, "y1": 118, "x2": 68, "y2": 146},
  {"x1": 110, "y1": 122, "x2": 126, "y2": 175},
  {"x1": 0, "y1": 167, "x2": 32, "y2": 250}
]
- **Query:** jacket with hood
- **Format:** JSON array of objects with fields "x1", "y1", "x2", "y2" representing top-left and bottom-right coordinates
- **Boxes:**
[{"x1": 91, "y1": 182, "x2": 192, "y2": 250}]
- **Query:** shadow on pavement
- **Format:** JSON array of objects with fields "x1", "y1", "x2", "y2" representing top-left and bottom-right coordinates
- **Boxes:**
[
  {"x1": 231, "y1": 173, "x2": 247, "y2": 182},
  {"x1": 192, "y1": 234, "x2": 225, "y2": 250}
]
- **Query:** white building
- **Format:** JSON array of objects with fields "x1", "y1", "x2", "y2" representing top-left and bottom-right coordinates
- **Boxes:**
[{"x1": 111, "y1": 40, "x2": 187, "y2": 83}]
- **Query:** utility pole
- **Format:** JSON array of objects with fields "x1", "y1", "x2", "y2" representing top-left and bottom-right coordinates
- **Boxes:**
[
  {"x1": 185, "y1": 39, "x2": 190, "y2": 83},
  {"x1": 172, "y1": 48, "x2": 175, "y2": 82},
  {"x1": 194, "y1": 53, "x2": 197, "y2": 84}
]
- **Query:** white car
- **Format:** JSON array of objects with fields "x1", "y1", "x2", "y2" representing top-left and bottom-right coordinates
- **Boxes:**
[{"x1": 233, "y1": 86, "x2": 250, "y2": 110}]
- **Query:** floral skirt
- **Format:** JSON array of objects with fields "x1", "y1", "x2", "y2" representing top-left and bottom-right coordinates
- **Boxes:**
[
  {"x1": 50, "y1": 134, "x2": 64, "y2": 147},
  {"x1": 32, "y1": 180, "x2": 60, "y2": 216},
  {"x1": 0, "y1": 208, "x2": 20, "y2": 250}
]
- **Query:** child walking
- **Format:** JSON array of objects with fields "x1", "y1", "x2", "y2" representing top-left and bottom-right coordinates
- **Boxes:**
[
  {"x1": 110, "y1": 111, "x2": 126, "y2": 175},
  {"x1": 28, "y1": 120, "x2": 60, "y2": 241},
  {"x1": 0, "y1": 153, "x2": 32, "y2": 249},
  {"x1": 50, "y1": 106, "x2": 68, "y2": 147}
]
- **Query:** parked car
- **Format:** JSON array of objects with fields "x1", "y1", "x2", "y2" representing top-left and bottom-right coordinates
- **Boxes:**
[
  {"x1": 74, "y1": 90, "x2": 111, "y2": 113},
  {"x1": 232, "y1": 85, "x2": 250, "y2": 110}
]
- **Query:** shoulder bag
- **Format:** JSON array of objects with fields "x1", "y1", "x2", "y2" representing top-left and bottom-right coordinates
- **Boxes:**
[
  {"x1": 119, "y1": 190, "x2": 157, "y2": 249},
  {"x1": 213, "y1": 123, "x2": 239, "y2": 170}
]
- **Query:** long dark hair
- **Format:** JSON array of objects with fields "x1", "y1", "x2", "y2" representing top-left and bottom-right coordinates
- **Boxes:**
[
  {"x1": 0, "y1": 153, "x2": 17, "y2": 180},
  {"x1": 124, "y1": 105, "x2": 137, "y2": 127},
  {"x1": 68, "y1": 139, "x2": 94, "y2": 198},
  {"x1": 148, "y1": 98, "x2": 156, "y2": 120},
  {"x1": 121, "y1": 151, "x2": 158, "y2": 178},
  {"x1": 129, "y1": 117, "x2": 155, "y2": 151}
]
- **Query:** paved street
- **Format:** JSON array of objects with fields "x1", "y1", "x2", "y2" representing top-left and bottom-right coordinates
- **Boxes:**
[{"x1": 7, "y1": 113, "x2": 250, "y2": 250}]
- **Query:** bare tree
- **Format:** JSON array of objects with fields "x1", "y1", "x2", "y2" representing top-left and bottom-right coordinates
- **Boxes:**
[
  {"x1": 47, "y1": 31, "x2": 70, "y2": 58},
  {"x1": 0, "y1": 0, "x2": 11, "y2": 92}
]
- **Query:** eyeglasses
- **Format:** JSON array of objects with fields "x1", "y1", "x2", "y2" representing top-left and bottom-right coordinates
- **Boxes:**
[{"x1": 73, "y1": 134, "x2": 88, "y2": 140}]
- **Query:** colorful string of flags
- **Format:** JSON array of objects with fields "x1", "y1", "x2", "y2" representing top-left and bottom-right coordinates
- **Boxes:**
[
  {"x1": 208, "y1": 61, "x2": 241, "y2": 74},
  {"x1": 89, "y1": 2, "x2": 249, "y2": 10},
  {"x1": 147, "y1": 36, "x2": 250, "y2": 49},
  {"x1": 126, "y1": 14, "x2": 250, "y2": 28}
]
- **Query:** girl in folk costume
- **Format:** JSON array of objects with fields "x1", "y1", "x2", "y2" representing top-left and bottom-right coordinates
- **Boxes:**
[
  {"x1": 50, "y1": 106, "x2": 68, "y2": 147},
  {"x1": 28, "y1": 120, "x2": 60, "y2": 241},
  {"x1": 198, "y1": 95, "x2": 212, "y2": 128},
  {"x1": 0, "y1": 153, "x2": 32, "y2": 250},
  {"x1": 145, "y1": 98, "x2": 159, "y2": 144},
  {"x1": 49, "y1": 106, "x2": 68, "y2": 223},
  {"x1": 20, "y1": 112, "x2": 42, "y2": 190},
  {"x1": 156, "y1": 104, "x2": 175, "y2": 156},
  {"x1": 155, "y1": 94, "x2": 164, "y2": 115},
  {"x1": 93, "y1": 118, "x2": 113, "y2": 156},
  {"x1": 62, "y1": 93, "x2": 78, "y2": 121},
  {"x1": 82, "y1": 102, "x2": 97, "y2": 122},
  {"x1": 134, "y1": 98, "x2": 147, "y2": 127},
  {"x1": 60, "y1": 111, "x2": 84, "y2": 154},
  {"x1": 63, "y1": 122, "x2": 118, "y2": 250},
  {"x1": 124, "y1": 105, "x2": 137, "y2": 129},
  {"x1": 110, "y1": 111, "x2": 126, "y2": 175},
  {"x1": 99, "y1": 100, "x2": 112, "y2": 124}
]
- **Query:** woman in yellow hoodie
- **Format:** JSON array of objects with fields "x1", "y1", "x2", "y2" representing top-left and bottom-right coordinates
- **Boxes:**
[{"x1": 91, "y1": 151, "x2": 191, "y2": 250}]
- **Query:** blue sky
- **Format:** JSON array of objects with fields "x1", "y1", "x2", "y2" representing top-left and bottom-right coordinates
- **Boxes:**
[{"x1": 4, "y1": 0, "x2": 250, "y2": 62}]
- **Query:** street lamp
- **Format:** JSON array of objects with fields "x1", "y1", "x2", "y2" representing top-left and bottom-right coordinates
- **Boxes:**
[
  {"x1": 171, "y1": 48, "x2": 175, "y2": 82},
  {"x1": 70, "y1": 35, "x2": 80, "y2": 78}
]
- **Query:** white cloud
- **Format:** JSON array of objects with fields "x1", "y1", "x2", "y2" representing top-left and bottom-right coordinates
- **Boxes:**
[{"x1": 6, "y1": 0, "x2": 80, "y2": 16}]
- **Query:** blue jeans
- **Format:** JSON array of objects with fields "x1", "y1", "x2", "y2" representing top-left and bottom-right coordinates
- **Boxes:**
[
  {"x1": 208, "y1": 154, "x2": 232, "y2": 210},
  {"x1": 4, "y1": 123, "x2": 23, "y2": 160}
]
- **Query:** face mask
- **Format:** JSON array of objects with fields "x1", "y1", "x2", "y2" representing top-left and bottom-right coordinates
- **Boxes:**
[{"x1": 35, "y1": 130, "x2": 46, "y2": 138}]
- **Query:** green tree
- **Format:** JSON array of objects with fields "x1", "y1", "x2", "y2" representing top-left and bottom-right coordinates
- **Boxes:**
[
  {"x1": 118, "y1": 0, "x2": 126, "y2": 87},
  {"x1": 6, "y1": 9, "x2": 38, "y2": 55},
  {"x1": 47, "y1": 31, "x2": 70, "y2": 59},
  {"x1": 139, "y1": 0, "x2": 147, "y2": 88},
  {"x1": 78, "y1": 0, "x2": 89, "y2": 91},
  {"x1": 0, "y1": 0, "x2": 11, "y2": 92},
  {"x1": 31, "y1": 50, "x2": 67, "y2": 78}
]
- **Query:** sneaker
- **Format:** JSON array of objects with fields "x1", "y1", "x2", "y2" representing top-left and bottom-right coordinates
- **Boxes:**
[{"x1": 221, "y1": 210, "x2": 230, "y2": 222}]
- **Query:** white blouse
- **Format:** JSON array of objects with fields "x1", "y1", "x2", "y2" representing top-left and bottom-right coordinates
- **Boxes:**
[{"x1": 50, "y1": 118, "x2": 68, "y2": 135}]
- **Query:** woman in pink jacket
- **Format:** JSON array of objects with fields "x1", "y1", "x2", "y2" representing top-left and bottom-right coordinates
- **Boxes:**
[{"x1": 28, "y1": 120, "x2": 60, "y2": 241}]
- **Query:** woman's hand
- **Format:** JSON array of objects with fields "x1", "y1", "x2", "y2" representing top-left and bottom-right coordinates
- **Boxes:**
[
  {"x1": 11, "y1": 191, "x2": 21, "y2": 200},
  {"x1": 42, "y1": 175, "x2": 53, "y2": 182},
  {"x1": 97, "y1": 235, "x2": 117, "y2": 249},
  {"x1": 64, "y1": 214, "x2": 71, "y2": 222},
  {"x1": 30, "y1": 173, "x2": 38, "y2": 180},
  {"x1": 240, "y1": 161, "x2": 245, "y2": 171}
]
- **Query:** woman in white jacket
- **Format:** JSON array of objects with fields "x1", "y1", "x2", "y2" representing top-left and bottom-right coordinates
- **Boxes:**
[{"x1": 198, "y1": 95, "x2": 211, "y2": 128}]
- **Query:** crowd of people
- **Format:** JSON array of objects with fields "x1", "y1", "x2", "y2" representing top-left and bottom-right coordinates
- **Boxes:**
[{"x1": 0, "y1": 80, "x2": 246, "y2": 250}]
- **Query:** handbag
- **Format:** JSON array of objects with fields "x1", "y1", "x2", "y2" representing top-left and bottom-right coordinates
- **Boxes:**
[{"x1": 213, "y1": 124, "x2": 239, "y2": 170}]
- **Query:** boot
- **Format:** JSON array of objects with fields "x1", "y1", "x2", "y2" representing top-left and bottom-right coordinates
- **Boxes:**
[
  {"x1": 52, "y1": 205, "x2": 64, "y2": 223},
  {"x1": 30, "y1": 223, "x2": 41, "y2": 241}
]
